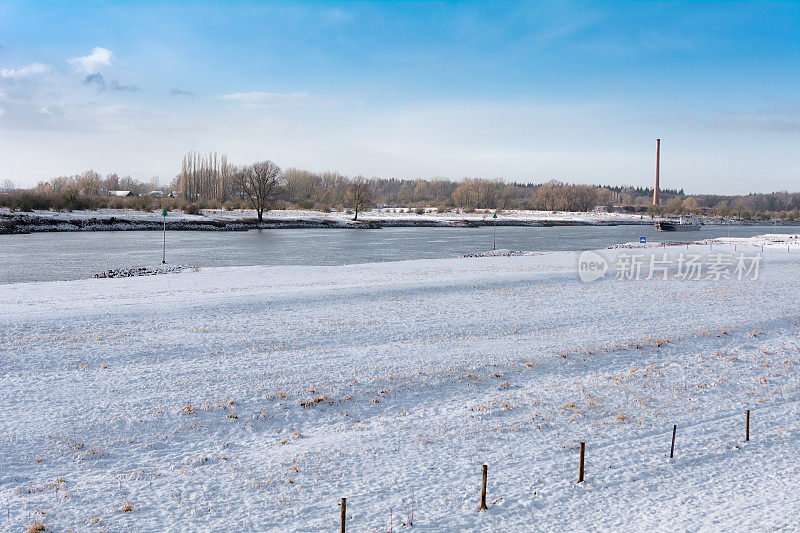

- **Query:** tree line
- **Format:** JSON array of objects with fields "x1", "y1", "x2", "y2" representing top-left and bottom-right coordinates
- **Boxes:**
[{"x1": 2, "y1": 151, "x2": 800, "y2": 220}]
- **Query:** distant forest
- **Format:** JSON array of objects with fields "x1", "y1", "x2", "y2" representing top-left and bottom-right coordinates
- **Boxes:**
[{"x1": 2, "y1": 150, "x2": 800, "y2": 220}]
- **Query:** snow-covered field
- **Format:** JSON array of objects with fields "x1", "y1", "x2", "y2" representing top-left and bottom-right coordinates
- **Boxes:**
[
  {"x1": 1, "y1": 206, "x2": 654, "y2": 226},
  {"x1": 2, "y1": 235, "x2": 800, "y2": 531},
  {"x1": 202, "y1": 207, "x2": 651, "y2": 224}
]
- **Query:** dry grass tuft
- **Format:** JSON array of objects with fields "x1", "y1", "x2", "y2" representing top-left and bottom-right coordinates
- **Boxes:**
[{"x1": 300, "y1": 395, "x2": 328, "y2": 408}]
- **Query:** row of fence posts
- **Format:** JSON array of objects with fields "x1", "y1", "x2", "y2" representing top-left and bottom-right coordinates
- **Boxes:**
[
  {"x1": 660, "y1": 243, "x2": 789, "y2": 252},
  {"x1": 337, "y1": 410, "x2": 752, "y2": 530}
]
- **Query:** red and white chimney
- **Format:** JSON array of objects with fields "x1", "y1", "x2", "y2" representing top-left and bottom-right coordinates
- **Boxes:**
[{"x1": 653, "y1": 138, "x2": 660, "y2": 206}]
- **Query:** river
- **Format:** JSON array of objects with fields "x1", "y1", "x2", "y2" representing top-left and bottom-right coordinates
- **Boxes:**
[{"x1": 1, "y1": 224, "x2": 798, "y2": 284}]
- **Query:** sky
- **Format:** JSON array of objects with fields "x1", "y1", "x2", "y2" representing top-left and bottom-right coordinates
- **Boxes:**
[{"x1": 0, "y1": 1, "x2": 798, "y2": 194}]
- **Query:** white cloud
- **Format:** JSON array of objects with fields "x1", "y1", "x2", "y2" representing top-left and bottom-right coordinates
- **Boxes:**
[
  {"x1": 68, "y1": 47, "x2": 113, "y2": 73},
  {"x1": 216, "y1": 91, "x2": 308, "y2": 103},
  {"x1": 0, "y1": 63, "x2": 52, "y2": 79}
]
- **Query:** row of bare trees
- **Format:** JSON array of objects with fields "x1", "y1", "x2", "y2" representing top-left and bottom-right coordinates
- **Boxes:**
[
  {"x1": 235, "y1": 162, "x2": 371, "y2": 221},
  {"x1": 34, "y1": 170, "x2": 160, "y2": 197},
  {"x1": 234, "y1": 172, "x2": 606, "y2": 219},
  {"x1": 179, "y1": 152, "x2": 234, "y2": 203},
  {"x1": 6, "y1": 150, "x2": 800, "y2": 219},
  {"x1": 531, "y1": 181, "x2": 600, "y2": 212}
]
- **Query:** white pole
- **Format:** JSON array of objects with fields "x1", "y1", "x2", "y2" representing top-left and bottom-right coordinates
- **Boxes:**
[{"x1": 162, "y1": 214, "x2": 166, "y2": 264}]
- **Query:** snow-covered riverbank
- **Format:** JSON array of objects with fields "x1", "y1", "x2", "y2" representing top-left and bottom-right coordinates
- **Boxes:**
[
  {"x1": 1, "y1": 207, "x2": 670, "y2": 234},
  {"x1": 2, "y1": 237, "x2": 800, "y2": 531}
]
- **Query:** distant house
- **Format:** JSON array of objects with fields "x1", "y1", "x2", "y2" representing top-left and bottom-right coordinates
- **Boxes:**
[
  {"x1": 109, "y1": 190, "x2": 135, "y2": 197},
  {"x1": 148, "y1": 190, "x2": 164, "y2": 198}
]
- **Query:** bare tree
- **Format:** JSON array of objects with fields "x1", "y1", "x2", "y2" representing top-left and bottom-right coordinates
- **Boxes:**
[
  {"x1": 76, "y1": 170, "x2": 102, "y2": 196},
  {"x1": 236, "y1": 160, "x2": 281, "y2": 222},
  {"x1": 345, "y1": 176, "x2": 371, "y2": 220}
]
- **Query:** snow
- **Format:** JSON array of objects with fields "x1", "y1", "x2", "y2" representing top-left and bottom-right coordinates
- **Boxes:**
[
  {"x1": 612, "y1": 232, "x2": 800, "y2": 249},
  {"x1": 93, "y1": 265, "x2": 198, "y2": 279},
  {"x1": 0, "y1": 206, "x2": 656, "y2": 226},
  {"x1": 0, "y1": 207, "x2": 211, "y2": 223},
  {"x1": 2, "y1": 236, "x2": 800, "y2": 531},
  {"x1": 461, "y1": 249, "x2": 543, "y2": 257},
  {"x1": 1, "y1": 206, "x2": 662, "y2": 235}
]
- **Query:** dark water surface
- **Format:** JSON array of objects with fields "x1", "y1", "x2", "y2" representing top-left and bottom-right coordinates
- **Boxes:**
[{"x1": 1, "y1": 224, "x2": 798, "y2": 284}]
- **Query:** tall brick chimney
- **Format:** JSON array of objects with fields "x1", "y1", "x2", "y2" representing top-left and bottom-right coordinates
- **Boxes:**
[{"x1": 653, "y1": 138, "x2": 660, "y2": 206}]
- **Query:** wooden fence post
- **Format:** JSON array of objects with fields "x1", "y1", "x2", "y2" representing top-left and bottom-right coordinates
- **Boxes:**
[
  {"x1": 479, "y1": 464, "x2": 488, "y2": 510},
  {"x1": 670, "y1": 424, "x2": 677, "y2": 458},
  {"x1": 340, "y1": 497, "x2": 346, "y2": 533},
  {"x1": 578, "y1": 442, "x2": 585, "y2": 483},
  {"x1": 745, "y1": 410, "x2": 750, "y2": 442}
]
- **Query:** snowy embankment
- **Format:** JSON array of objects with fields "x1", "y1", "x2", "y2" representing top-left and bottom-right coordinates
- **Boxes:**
[
  {"x1": 611, "y1": 232, "x2": 800, "y2": 249},
  {"x1": 93, "y1": 264, "x2": 197, "y2": 279},
  {"x1": 0, "y1": 207, "x2": 655, "y2": 234},
  {"x1": 2, "y1": 237, "x2": 800, "y2": 531}
]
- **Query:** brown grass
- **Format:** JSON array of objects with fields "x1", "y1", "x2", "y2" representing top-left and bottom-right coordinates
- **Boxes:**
[{"x1": 300, "y1": 395, "x2": 328, "y2": 408}]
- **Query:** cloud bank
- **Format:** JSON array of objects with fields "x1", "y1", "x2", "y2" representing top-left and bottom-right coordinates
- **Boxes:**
[{"x1": 0, "y1": 63, "x2": 52, "y2": 79}]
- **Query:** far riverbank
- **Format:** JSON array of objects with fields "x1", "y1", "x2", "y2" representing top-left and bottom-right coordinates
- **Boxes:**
[{"x1": 1, "y1": 207, "x2": 791, "y2": 235}]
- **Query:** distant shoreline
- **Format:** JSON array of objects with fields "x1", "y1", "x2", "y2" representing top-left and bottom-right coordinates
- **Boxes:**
[
  {"x1": 0, "y1": 215, "x2": 650, "y2": 234},
  {"x1": 1, "y1": 208, "x2": 795, "y2": 235}
]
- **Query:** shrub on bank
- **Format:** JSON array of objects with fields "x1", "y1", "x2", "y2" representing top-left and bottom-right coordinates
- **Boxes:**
[{"x1": 3, "y1": 191, "x2": 55, "y2": 211}]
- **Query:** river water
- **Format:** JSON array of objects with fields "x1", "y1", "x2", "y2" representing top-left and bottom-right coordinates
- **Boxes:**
[{"x1": 1, "y1": 224, "x2": 798, "y2": 284}]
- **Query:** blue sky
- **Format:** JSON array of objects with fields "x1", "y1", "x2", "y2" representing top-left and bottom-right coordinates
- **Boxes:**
[{"x1": 0, "y1": 1, "x2": 798, "y2": 193}]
